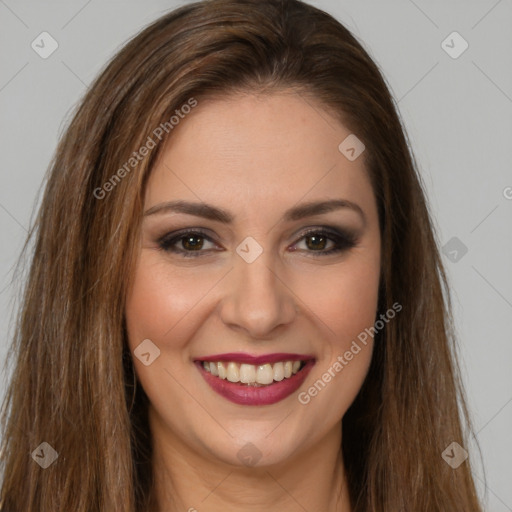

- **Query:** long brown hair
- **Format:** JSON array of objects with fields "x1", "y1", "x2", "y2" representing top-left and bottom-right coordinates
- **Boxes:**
[{"x1": 0, "y1": 0, "x2": 484, "y2": 510}]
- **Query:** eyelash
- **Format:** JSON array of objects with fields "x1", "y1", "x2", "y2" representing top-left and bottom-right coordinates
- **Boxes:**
[{"x1": 157, "y1": 227, "x2": 358, "y2": 258}]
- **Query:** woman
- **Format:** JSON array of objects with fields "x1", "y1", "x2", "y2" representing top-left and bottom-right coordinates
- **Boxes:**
[{"x1": 0, "y1": 0, "x2": 484, "y2": 510}]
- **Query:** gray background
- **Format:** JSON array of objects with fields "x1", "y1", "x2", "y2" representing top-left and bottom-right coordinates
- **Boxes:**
[{"x1": 0, "y1": 0, "x2": 511, "y2": 509}]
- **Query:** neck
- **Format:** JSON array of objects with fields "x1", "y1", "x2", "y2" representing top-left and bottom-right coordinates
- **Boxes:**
[{"x1": 148, "y1": 406, "x2": 352, "y2": 512}]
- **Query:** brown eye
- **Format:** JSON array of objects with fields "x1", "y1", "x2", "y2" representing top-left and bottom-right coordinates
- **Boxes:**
[
  {"x1": 304, "y1": 234, "x2": 330, "y2": 251},
  {"x1": 292, "y1": 228, "x2": 358, "y2": 256},
  {"x1": 158, "y1": 229, "x2": 219, "y2": 257},
  {"x1": 181, "y1": 234, "x2": 205, "y2": 251}
]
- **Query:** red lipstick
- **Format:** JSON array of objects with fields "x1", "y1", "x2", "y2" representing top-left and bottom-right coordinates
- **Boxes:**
[{"x1": 194, "y1": 353, "x2": 315, "y2": 406}]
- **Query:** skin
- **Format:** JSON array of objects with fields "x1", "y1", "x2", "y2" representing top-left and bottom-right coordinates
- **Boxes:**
[{"x1": 125, "y1": 91, "x2": 381, "y2": 511}]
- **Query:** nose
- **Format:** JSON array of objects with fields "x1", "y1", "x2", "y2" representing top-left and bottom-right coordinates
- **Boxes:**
[{"x1": 219, "y1": 252, "x2": 298, "y2": 339}]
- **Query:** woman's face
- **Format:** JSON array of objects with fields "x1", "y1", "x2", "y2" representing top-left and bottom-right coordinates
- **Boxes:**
[{"x1": 125, "y1": 91, "x2": 381, "y2": 467}]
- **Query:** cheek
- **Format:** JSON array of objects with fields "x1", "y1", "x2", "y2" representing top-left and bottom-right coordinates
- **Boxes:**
[
  {"x1": 125, "y1": 256, "x2": 217, "y2": 350},
  {"x1": 124, "y1": 256, "x2": 209, "y2": 419},
  {"x1": 294, "y1": 251, "x2": 381, "y2": 346},
  {"x1": 292, "y1": 252, "x2": 380, "y2": 413},
  {"x1": 332, "y1": 264, "x2": 380, "y2": 340}
]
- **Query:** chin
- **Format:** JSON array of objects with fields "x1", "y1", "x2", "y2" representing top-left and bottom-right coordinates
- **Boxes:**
[{"x1": 198, "y1": 422, "x2": 307, "y2": 469}]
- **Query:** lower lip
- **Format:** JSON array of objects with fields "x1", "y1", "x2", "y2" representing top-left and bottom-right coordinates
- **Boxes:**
[{"x1": 195, "y1": 360, "x2": 315, "y2": 406}]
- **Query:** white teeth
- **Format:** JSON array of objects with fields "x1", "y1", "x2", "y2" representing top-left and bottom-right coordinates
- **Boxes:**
[
  {"x1": 209, "y1": 361, "x2": 218, "y2": 376},
  {"x1": 256, "y1": 364, "x2": 274, "y2": 385},
  {"x1": 226, "y1": 362, "x2": 240, "y2": 382},
  {"x1": 201, "y1": 360, "x2": 306, "y2": 385},
  {"x1": 240, "y1": 363, "x2": 256, "y2": 384},
  {"x1": 273, "y1": 362, "x2": 284, "y2": 381},
  {"x1": 217, "y1": 362, "x2": 227, "y2": 379}
]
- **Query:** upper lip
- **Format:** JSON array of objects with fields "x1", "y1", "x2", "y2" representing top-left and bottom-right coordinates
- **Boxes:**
[{"x1": 194, "y1": 352, "x2": 315, "y2": 365}]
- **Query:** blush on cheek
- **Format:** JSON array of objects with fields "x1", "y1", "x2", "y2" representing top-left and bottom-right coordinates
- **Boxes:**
[
  {"x1": 300, "y1": 264, "x2": 379, "y2": 343},
  {"x1": 318, "y1": 281, "x2": 379, "y2": 381},
  {"x1": 125, "y1": 257, "x2": 208, "y2": 346}
]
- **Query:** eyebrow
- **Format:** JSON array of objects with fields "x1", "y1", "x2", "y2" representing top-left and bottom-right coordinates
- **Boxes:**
[{"x1": 143, "y1": 198, "x2": 366, "y2": 225}]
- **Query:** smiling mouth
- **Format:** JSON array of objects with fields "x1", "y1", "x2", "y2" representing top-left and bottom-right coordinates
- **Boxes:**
[
  {"x1": 195, "y1": 356, "x2": 316, "y2": 406},
  {"x1": 199, "y1": 360, "x2": 308, "y2": 386}
]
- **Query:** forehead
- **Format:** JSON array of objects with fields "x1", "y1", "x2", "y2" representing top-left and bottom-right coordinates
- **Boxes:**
[{"x1": 145, "y1": 92, "x2": 374, "y2": 219}]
